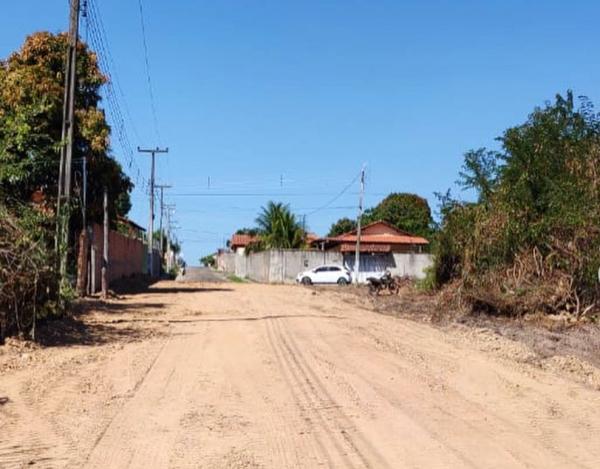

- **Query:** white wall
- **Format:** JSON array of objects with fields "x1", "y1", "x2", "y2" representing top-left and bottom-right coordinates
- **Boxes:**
[{"x1": 343, "y1": 253, "x2": 433, "y2": 282}]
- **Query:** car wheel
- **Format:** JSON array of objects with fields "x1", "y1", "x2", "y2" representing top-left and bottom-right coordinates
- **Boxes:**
[
  {"x1": 337, "y1": 278, "x2": 349, "y2": 286},
  {"x1": 301, "y1": 277, "x2": 312, "y2": 285}
]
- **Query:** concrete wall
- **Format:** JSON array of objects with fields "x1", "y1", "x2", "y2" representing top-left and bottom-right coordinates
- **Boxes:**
[
  {"x1": 267, "y1": 250, "x2": 343, "y2": 283},
  {"x1": 343, "y1": 253, "x2": 433, "y2": 282},
  {"x1": 217, "y1": 252, "x2": 236, "y2": 274},
  {"x1": 392, "y1": 253, "x2": 433, "y2": 279},
  {"x1": 218, "y1": 249, "x2": 344, "y2": 283}
]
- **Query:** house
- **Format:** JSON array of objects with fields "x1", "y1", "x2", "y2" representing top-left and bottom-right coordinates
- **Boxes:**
[
  {"x1": 311, "y1": 220, "x2": 431, "y2": 281},
  {"x1": 230, "y1": 233, "x2": 258, "y2": 255}
]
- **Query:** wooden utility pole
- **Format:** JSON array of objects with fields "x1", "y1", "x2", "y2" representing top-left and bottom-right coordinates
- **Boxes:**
[
  {"x1": 101, "y1": 188, "x2": 109, "y2": 299},
  {"x1": 56, "y1": 0, "x2": 81, "y2": 279},
  {"x1": 138, "y1": 147, "x2": 169, "y2": 277},
  {"x1": 353, "y1": 166, "x2": 366, "y2": 285}
]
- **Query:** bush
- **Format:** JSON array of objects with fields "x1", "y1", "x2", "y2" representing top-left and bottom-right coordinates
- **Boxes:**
[
  {"x1": 434, "y1": 92, "x2": 600, "y2": 318},
  {"x1": 0, "y1": 203, "x2": 60, "y2": 341}
]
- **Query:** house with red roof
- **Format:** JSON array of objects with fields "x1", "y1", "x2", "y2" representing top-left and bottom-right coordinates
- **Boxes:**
[
  {"x1": 310, "y1": 220, "x2": 432, "y2": 281},
  {"x1": 229, "y1": 233, "x2": 258, "y2": 255}
]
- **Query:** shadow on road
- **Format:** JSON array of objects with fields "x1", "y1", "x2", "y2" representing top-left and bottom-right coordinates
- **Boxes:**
[{"x1": 139, "y1": 287, "x2": 234, "y2": 295}]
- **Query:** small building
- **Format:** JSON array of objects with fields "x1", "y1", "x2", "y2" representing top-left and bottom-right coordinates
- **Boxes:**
[
  {"x1": 311, "y1": 220, "x2": 431, "y2": 281},
  {"x1": 230, "y1": 233, "x2": 258, "y2": 255}
]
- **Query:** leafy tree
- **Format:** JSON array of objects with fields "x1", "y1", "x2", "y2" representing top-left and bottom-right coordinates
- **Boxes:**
[
  {"x1": 457, "y1": 148, "x2": 500, "y2": 204},
  {"x1": 235, "y1": 227, "x2": 259, "y2": 236},
  {"x1": 200, "y1": 254, "x2": 216, "y2": 267},
  {"x1": 254, "y1": 201, "x2": 305, "y2": 250},
  {"x1": 362, "y1": 193, "x2": 433, "y2": 238},
  {"x1": 327, "y1": 217, "x2": 356, "y2": 237},
  {"x1": 0, "y1": 32, "x2": 132, "y2": 223},
  {"x1": 433, "y1": 91, "x2": 600, "y2": 316}
]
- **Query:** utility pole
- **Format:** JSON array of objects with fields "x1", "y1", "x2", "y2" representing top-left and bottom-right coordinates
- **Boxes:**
[
  {"x1": 101, "y1": 188, "x2": 109, "y2": 299},
  {"x1": 156, "y1": 184, "x2": 172, "y2": 271},
  {"x1": 164, "y1": 204, "x2": 176, "y2": 272},
  {"x1": 56, "y1": 0, "x2": 81, "y2": 280},
  {"x1": 138, "y1": 147, "x2": 169, "y2": 277},
  {"x1": 353, "y1": 166, "x2": 366, "y2": 285}
]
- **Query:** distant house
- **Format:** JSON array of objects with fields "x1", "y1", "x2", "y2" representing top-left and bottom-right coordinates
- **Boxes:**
[
  {"x1": 311, "y1": 220, "x2": 431, "y2": 281},
  {"x1": 230, "y1": 233, "x2": 258, "y2": 255}
]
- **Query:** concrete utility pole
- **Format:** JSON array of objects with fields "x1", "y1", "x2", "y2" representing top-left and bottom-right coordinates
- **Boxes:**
[
  {"x1": 56, "y1": 0, "x2": 81, "y2": 279},
  {"x1": 353, "y1": 166, "x2": 366, "y2": 285},
  {"x1": 164, "y1": 204, "x2": 176, "y2": 272},
  {"x1": 101, "y1": 188, "x2": 109, "y2": 299},
  {"x1": 138, "y1": 147, "x2": 169, "y2": 277},
  {"x1": 155, "y1": 184, "x2": 172, "y2": 269}
]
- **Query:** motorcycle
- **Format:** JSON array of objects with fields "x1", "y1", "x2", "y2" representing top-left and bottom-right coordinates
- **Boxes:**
[{"x1": 366, "y1": 271, "x2": 399, "y2": 296}]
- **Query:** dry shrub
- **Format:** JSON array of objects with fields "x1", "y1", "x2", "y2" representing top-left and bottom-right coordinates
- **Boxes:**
[{"x1": 0, "y1": 204, "x2": 58, "y2": 341}]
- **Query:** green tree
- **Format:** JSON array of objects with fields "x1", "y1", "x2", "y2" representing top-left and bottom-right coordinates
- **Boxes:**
[
  {"x1": 327, "y1": 217, "x2": 356, "y2": 237},
  {"x1": 200, "y1": 254, "x2": 216, "y2": 267},
  {"x1": 362, "y1": 193, "x2": 433, "y2": 238},
  {"x1": 457, "y1": 148, "x2": 499, "y2": 204},
  {"x1": 0, "y1": 32, "x2": 132, "y2": 223},
  {"x1": 433, "y1": 91, "x2": 600, "y2": 316},
  {"x1": 254, "y1": 201, "x2": 305, "y2": 249}
]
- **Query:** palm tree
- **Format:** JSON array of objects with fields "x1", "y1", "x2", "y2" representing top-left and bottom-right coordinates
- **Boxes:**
[{"x1": 255, "y1": 201, "x2": 305, "y2": 249}]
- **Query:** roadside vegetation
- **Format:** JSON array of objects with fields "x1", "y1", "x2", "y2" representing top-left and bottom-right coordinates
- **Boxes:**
[
  {"x1": 431, "y1": 92, "x2": 600, "y2": 320},
  {"x1": 0, "y1": 32, "x2": 133, "y2": 341}
]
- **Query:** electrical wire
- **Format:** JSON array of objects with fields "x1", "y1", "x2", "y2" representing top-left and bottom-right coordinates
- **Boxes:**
[
  {"x1": 86, "y1": 0, "x2": 149, "y2": 192},
  {"x1": 137, "y1": 0, "x2": 162, "y2": 144},
  {"x1": 302, "y1": 170, "x2": 362, "y2": 217}
]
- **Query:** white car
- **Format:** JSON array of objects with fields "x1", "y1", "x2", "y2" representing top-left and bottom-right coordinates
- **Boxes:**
[{"x1": 296, "y1": 265, "x2": 352, "y2": 286}]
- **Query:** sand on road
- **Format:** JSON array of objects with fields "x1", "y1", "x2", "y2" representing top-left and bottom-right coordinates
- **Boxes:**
[{"x1": 1, "y1": 281, "x2": 600, "y2": 468}]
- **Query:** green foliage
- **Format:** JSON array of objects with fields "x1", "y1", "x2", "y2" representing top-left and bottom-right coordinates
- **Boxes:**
[
  {"x1": 434, "y1": 92, "x2": 600, "y2": 316},
  {"x1": 201, "y1": 254, "x2": 216, "y2": 267},
  {"x1": 236, "y1": 227, "x2": 259, "y2": 236},
  {"x1": 457, "y1": 148, "x2": 499, "y2": 204},
  {"x1": 362, "y1": 192, "x2": 434, "y2": 238},
  {"x1": 227, "y1": 274, "x2": 246, "y2": 283},
  {"x1": 0, "y1": 203, "x2": 60, "y2": 340},
  {"x1": 0, "y1": 32, "x2": 132, "y2": 223},
  {"x1": 327, "y1": 217, "x2": 357, "y2": 237},
  {"x1": 252, "y1": 201, "x2": 305, "y2": 251}
]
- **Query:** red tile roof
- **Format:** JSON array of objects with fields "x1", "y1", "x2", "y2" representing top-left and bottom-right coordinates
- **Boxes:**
[
  {"x1": 331, "y1": 220, "x2": 429, "y2": 245},
  {"x1": 230, "y1": 234, "x2": 258, "y2": 248}
]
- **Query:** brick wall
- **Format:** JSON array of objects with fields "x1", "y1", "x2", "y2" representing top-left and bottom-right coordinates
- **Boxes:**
[{"x1": 89, "y1": 224, "x2": 158, "y2": 292}]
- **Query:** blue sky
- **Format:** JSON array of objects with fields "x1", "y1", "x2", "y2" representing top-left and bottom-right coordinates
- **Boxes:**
[{"x1": 2, "y1": 1, "x2": 600, "y2": 264}]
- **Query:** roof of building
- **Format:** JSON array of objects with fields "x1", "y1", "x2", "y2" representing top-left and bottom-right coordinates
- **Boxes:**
[
  {"x1": 230, "y1": 233, "x2": 258, "y2": 248},
  {"x1": 313, "y1": 220, "x2": 429, "y2": 246}
]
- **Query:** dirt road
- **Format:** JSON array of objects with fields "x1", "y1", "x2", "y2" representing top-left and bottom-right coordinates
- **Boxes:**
[{"x1": 1, "y1": 281, "x2": 600, "y2": 468}]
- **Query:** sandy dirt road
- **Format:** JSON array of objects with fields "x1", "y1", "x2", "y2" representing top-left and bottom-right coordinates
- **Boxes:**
[{"x1": 1, "y1": 279, "x2": 600, "y2": 468}]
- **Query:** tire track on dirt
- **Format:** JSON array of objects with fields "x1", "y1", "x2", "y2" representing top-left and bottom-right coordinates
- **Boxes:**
[
  {"x1": 275, "y1": 318, "x2": 394, "y2": 469},
  {"x1": 269, "y1": 316, "x2": 393, "y2": 469},
  {"x1": 307, "y1": 314, "x2": 595, "y2": 468},
  {"x1": 264, "y1": 318, "x2": 337, "y2": 467},
  {"x1": 0, "y1": 392, "x2": 73, "y2": 468},
  {"x1": 83, "y1": 335, "x2": 171, "y2": 464}
]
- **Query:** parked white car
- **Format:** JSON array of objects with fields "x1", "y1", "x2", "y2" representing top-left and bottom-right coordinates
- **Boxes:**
[{"x1": 296, "y1": 265, "x2": 351, "y2": 285}]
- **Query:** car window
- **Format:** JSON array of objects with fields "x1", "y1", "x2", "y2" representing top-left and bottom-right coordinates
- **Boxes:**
[
  {"x1": 328, "y1": 267, "x2": 341, "y2": 272},
  {"x1": 315, "y1": 267, "x2": 327, "y2": 273}
]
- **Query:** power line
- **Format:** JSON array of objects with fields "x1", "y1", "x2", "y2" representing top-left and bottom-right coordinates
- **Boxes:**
[
  {"x1": 86, "y1": 0, "x2": 148, "y2": 192},
  {"x1": 137, "y1": 0, "x2": 161, "y2": 144},
  {"x1": 168, "y1": 192, "x2": 368, "y2": 197},
  {"x1": 304, "y1": 170, "x2": 362, "y2": 217}
]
